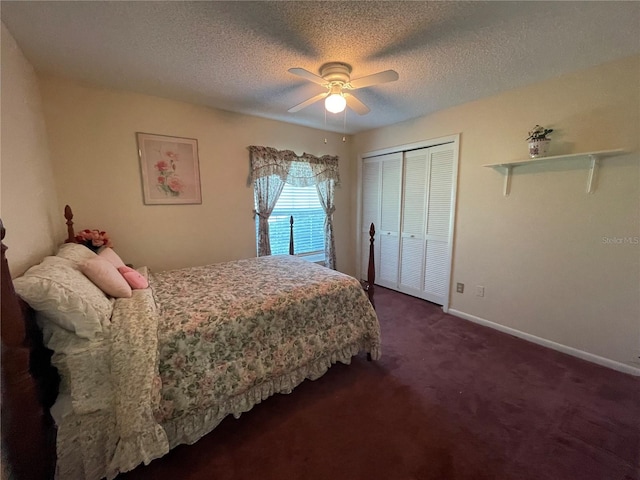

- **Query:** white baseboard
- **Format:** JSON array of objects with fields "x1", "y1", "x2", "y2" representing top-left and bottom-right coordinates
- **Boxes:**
[{"x1": 448, "y1": 309, "x2": 640, "y2": 377}]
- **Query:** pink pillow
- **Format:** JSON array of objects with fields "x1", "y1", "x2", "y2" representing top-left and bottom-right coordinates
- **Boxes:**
[
  {"x1": 80, "y1": 257, "x2": 132, "y2": 298},
  {"x1": 99, "y1": 247, "x2": 126, "y2": 269},
  {"x1": 118, "y1": 266, "x2": 149, "y2": 289}
]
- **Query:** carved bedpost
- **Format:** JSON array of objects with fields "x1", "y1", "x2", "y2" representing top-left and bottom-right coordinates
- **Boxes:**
[
  {"x1": 0, "y1": 219, "x2": 57, "y2": 479},
  {"x1": 64, "y1": 204, "x2": 75, "y2": 243},
  {"x1": 367, "y1": 223, "x2": 376, "y2": 308},
  {"x1": 289, "y1": 216, "x2": 294, "y2": 255},
  {"x1": 1, "y1": 219, "x2": 25, "y2": 346}
]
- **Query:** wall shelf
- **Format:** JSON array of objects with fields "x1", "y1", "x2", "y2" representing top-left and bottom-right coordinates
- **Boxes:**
[{"x1": 483, "y1": 149, "x2": 626, "y2": 196}]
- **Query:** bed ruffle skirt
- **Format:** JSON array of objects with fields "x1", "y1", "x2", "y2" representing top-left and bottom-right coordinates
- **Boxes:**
[
  {"x1": 53, "y1": 340, "x2": 379, "y2": 479},
  {"x1": 54, "y1": 403, "x2": 169, "y2": 480},
  {"x1": 163, "y1": 339, "x2": 380, "y2": 448}
]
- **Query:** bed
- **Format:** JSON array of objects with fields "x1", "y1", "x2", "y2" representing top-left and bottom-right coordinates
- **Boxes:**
[{"x1": 0, "y1": 207, "x2": 380, "y2": 479}]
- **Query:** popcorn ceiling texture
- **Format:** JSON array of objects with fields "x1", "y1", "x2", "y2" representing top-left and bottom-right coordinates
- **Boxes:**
[{"x1": 2, "y1": 1, "x2": 639, "y2": 133}]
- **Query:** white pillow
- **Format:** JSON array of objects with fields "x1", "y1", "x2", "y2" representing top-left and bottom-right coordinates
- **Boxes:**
[
  {"x1": 80, "y1": 257, "x2": 132, "y2": 298},
  {"x1": 56, "y1": 243, "x2": 98, "y2": 265},
  {"x1": 14, "y1": 256, "x2": 114, "y2": 339},
  {"x1": 98, "y1": 247, "x2": 126, "y2": 269}
]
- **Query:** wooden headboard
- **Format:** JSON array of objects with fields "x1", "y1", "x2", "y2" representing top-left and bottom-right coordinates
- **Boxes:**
[{"x1": 1, "y1": 220, "x2": 58, "y2": 479}]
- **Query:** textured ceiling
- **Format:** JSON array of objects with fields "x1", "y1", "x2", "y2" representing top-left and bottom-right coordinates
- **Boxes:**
[{"x1": 2, "y1": 1, "x2": 639, "y2": 134}]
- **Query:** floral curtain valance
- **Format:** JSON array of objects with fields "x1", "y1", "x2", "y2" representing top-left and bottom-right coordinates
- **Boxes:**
[{"x1": 248, "y1": 146, "x2": 340, "y2": 187}]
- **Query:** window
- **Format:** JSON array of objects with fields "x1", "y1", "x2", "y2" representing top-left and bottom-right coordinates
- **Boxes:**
[
  {"x1": 256, "y1": 183, "x2": 325, "y2": 262},
  {"x1": 250, "y1": 147, "x2": 338, "y2": 269}
]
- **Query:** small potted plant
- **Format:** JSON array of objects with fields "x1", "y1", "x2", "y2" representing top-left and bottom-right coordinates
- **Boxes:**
[{"x1": 526, "y1": 125, "x2": 553, "y2": 158}]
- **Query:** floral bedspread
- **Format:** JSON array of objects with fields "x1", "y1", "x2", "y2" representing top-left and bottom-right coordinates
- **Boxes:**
[
  {"x1": 48, "y1": 256, "x2": 380, "y2": 479},
  {"x1": 151, "y1": 255, "x2": 381, "y2": 446}
]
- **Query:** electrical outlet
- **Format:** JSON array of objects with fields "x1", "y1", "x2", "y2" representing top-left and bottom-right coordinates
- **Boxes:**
[
  {"x1": 476, "y1": 285, "x2": 485, "y2": 297},
  {"x1": 456, "y1": 283, "x2": 464, "y2": 293}
]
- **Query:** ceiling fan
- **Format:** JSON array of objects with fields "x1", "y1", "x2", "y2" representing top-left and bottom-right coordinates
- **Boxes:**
[{"x1": 287, "y1": 62, "x2": 399, "y2": 115}]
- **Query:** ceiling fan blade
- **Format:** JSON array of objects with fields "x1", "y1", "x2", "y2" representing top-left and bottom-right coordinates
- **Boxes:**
[
  {"x1": 344, "y1": 93, "x2": 370, "y2": 115},
  {"x1": 349, "y1": 70, "x2": 399, "y2": 89},
  {"x1": 288, "y1": 92, "x2": 327, "y2": 113},
  {"x1": 288, "y1": 67, "x2": 327, "y2": 85}
]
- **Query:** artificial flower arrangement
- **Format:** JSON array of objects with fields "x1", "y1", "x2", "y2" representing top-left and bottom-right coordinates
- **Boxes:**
[
  {"x1": 74, "y1": 229, "x2": 113, "y2": 252},
  {"x1": 526, "y1": 125, "x2": 553, "y2": 141}
]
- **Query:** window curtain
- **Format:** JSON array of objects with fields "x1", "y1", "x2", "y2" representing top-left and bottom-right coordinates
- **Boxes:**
[
  {"x1": 253, "y1": 175, "x2": 285, "y2": 256},
  {"x1": 316, "y1": 179, "x2": 337, "y2": 269},
  {"x1": 249, "y1": 146, "x2": 340, "y2": 267}
]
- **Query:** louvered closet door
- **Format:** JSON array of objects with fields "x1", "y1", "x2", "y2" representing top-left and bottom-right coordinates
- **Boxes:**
[
  {"x1": 398, "y1": 150, "x2": 428, "y2": 296},
  {"x1": 422, "y1": 144, "x2": 455, "y2": 305},
  {"x1": 377, "y1": 153, "x2": 402, "y2": 289},
  {"x1": 361, "y1": 159, "x2": 381, "y2": 281}
]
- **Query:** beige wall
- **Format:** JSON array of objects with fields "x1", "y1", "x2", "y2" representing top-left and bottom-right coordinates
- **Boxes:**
[
  {"x1": 353, "y1": 55, "x2": 640, "y2": 369},
  {"x1": 38, "y1": 76, "x2": 357, "y2": 275},
  {"x1": 0, "y1": 23, "x2": 62, "y2": 277}
]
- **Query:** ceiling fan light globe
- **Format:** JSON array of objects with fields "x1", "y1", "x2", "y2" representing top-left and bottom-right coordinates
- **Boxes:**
[{"x1": 325, "y1": 93, "x2": 346, "y2": 113}]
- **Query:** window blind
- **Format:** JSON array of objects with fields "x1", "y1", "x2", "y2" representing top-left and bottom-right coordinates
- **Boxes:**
[{"x1": 258, "y1": 184, "x2": 325, "y2": 258}]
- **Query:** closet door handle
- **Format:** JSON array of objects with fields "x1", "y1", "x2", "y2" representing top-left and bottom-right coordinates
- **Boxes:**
[{"x1": 410, "y1": 234, "x2": 415, "y2": 238}]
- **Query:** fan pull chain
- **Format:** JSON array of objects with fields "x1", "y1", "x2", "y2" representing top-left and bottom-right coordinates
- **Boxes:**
[
  {"x1": 342, "y1": 108, "x2": 347, "y2": 142},
  {"x1": 324, "y1": 108, "x2": 328, "y2": 144}
]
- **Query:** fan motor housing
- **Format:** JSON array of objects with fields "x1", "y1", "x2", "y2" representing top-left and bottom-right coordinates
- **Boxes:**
[{"x1": 320, "y1": 62, "x2": 352, "y2": 84}]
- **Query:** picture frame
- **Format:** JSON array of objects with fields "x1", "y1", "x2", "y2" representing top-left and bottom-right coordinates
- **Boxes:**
[{"x1": 136, "y1": 132, "x2": 202, "y2": 205}]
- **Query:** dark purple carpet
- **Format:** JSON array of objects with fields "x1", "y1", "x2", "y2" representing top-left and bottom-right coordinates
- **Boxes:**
[{"x1": 120, "y1": 287, "x2": 640, "y2": 480}]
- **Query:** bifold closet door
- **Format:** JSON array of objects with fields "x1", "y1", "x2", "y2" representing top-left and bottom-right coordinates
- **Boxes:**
[
  {"x1": 362, "y1": 142, "x2": 455, "y2": 306},
  {"x1": 361, "y1": 153, "x2": 402, "y2": 288},
  {"x1": 398, "y1": 149, "x2": 427, "y2": 296},
  {"x1": 422, "y1": 144, "x2": 455, "y2": 305},
  {"x1": 360, "y1": 160, "x2": 380, "y2": 281},
  {"x1": 377, "y1": 154, "x2": 402, "y2": 288},
  {"x1": 397, "y1": 144, "x2": 455, "y2": 304}
]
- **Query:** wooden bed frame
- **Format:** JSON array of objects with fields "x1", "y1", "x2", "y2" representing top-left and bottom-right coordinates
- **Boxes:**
[
  {"x1": 0, "y1": 206, "x2": 377, "y2": 479},
  {"x1": 1, "y1": 220, "x2": 58, "y2": 479}
]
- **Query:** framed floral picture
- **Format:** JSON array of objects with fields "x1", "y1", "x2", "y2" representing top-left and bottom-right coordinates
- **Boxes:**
[{"x1": 136, "y1": 132, "x2": 202, "y2": 205}]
